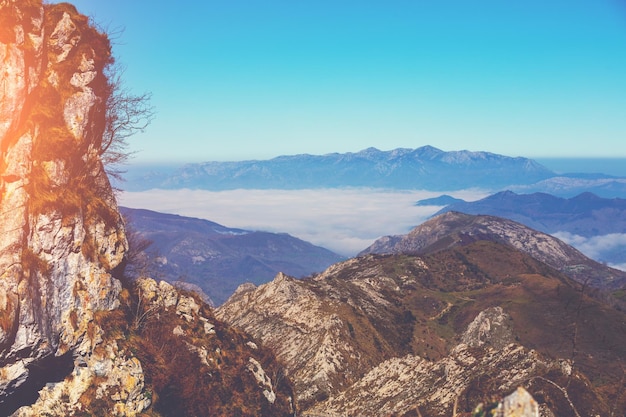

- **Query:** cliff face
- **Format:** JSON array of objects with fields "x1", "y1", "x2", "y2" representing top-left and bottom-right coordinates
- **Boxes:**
[{"x1": 0, "y1": 0, "x2": 130, "y2": 412}]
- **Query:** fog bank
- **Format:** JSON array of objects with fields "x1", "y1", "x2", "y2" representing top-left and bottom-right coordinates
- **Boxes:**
[{"x1": 119, "y1": 188, "x2": 487, "y2": 256}]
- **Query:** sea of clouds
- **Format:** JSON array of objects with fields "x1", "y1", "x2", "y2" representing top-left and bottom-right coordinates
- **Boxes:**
[{"x1": 119, "y1": 188, "x2": 488, "y2": 256}]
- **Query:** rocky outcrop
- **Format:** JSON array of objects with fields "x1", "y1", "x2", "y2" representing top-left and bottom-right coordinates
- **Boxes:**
[
  {"x1": 0, "y1": 2, "x2": 139, "y2": 414},
  {"x1": 0, "y1": 3, "x2": 300, "y2": 416},
  {"x1": 305, "y1": 308, "x2": 555, "y2": 416},
  {"x1": 461, "y1": 306, "x2": 515, "y2": 350},
  {"x1": 217, "y1": 270, "x2": 379, "y2": 407},
  {"x1": 127, "y1": 277, "x2": 296, "y2": 416}
]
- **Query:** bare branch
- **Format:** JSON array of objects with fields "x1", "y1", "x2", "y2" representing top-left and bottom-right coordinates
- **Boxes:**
[{"x1": 101, "y1": 62, "x2": 155, "y2": 180}]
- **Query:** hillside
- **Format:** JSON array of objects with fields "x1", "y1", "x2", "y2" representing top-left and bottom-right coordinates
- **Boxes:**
[
  {"x1": 121, "y1": 207, "x2": 344, "y2": 305},
  {"x1": 360, "y1": 211, "x2": 626, "y2": 290},
  {"x1": 218, "y1": 240, "x2": 626, "y2": 416},
  {"x1": 122, "y1": 146, "x2": 555, "y2": 191}
]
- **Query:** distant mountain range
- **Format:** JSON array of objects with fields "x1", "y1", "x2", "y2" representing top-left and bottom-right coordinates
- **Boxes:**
[
  {"x1": 509, "y1": 174, "x2": 626, "y2": 198},
  {"x1": 121, "y1": 207, "x2": 344, "y2": 305},
  {"x1": 122, "y1": 146, "x2": 626, "y2": 197},
  {"x1": 425, "y1": 191, "x2": 626, "y2": 267},
  {"x1": 122, "y1": 146, "x2": 555, "y2": 191}
]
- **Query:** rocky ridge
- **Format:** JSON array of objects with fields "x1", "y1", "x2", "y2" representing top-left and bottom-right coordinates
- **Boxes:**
[
  {"x1": 360, "y1": 211, "x2": 626, "y2": 289},
  {"x1": 431, "y1": 190, "x2": 626, "y2": 267},
  {"x1": 306, "y1": 308, "x2": 552, "y2": 416}
]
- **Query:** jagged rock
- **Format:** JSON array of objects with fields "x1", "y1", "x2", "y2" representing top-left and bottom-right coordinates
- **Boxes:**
[
  {"x1": 0, "y1": 2, "x2": 146, "y2": 415},
  {"x1": 247, "y1": 357, "x2": 276, "y2": 404},
  {"x1": 218, "y1": 271, "x2": 360, "y2": 407},
  {"x1": 495, "y1": 387, "x2": 539, "y2": 417},
  {"x1": 462, "y1": 306, "x2": 515, "y2": 350},
  {"x1": 14, "y1": 340, "x2": 150, "y2": 417},
  {"x1": 135, "y1": 277, "x2": 201, "y2": 320},
  {"x1": 305, "y1": 309, "x2": 552, "y2": 417}
]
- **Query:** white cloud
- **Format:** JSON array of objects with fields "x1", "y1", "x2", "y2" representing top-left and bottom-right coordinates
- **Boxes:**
[
  {"x1": 553, "y1": 231, "x2": 626, "y2": 268},
  {"x1": 609, "y1": 263, "x2": 626, "y2": 272},
  {"x1": 119, "y1": 188, "x2": 488, "y2": 256}
]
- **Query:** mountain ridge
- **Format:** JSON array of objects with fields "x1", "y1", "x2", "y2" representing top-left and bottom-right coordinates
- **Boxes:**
[
  {"x1": 123, "y1": 146, "x2": 556, "y2": 191},
  {"x1": 218, "y1": 235, "x2": 626, "y2": 416},
  {"x1": 360, "y1": 211, "x2": 626, "y2": 290},
  {"x1": 430, "y1": 191, "x2": 626, "y2": 267}
]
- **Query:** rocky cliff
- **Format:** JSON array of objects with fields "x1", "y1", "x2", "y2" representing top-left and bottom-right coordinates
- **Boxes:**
[{"x1": 0, "y1": 1, "x2": 131, "y2": 413}]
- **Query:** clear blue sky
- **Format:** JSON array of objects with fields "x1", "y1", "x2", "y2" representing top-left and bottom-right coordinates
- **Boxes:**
[{"x1": 64, "y1": 0, "x2": 626, "y2": 163}]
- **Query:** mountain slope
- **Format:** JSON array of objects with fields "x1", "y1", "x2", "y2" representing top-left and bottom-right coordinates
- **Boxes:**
[
  {"x1": 510, "y1": 175, "x2": 626, "y2": 198},
  {"x1": 360, "y1": 211, "x2": 626, "y2": 289},
  {"x1": 121, "y1": 207, "x2": 344, "y2": 305},
  {"x1": 430, "y1": 191, "x2": 626, "y2": 266},
  {"x1": 218, "y1": 241, "x2": 626, "y2": 416},
  {"x1": 123, "y1": 146, "x2": 555, "y2": 191}
]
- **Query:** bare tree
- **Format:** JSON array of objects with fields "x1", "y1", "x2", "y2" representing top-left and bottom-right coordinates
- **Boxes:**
[{"x1": 101, "y1": 62, "x2": 155, "y2": 181}]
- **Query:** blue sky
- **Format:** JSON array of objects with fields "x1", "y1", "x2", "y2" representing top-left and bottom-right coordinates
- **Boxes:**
[{"x1": 65, "y1": 0, "x2": 626, "y2": 163}]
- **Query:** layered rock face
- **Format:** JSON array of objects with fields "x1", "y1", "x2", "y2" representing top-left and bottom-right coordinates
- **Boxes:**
[{"x1": 0, "y1": 1, "x2": 133, "y2": 413}]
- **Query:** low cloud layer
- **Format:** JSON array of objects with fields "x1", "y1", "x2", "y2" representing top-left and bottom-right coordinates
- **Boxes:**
[
  {"x1": 119, "y1": 188, "x2": 487, "y2": 256},
  {"x1": 553, "y1": 231, "x2": 626, "y2": 271}
]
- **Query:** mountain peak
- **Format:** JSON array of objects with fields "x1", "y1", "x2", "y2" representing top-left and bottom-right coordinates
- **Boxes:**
[{"x1": 361, "y1": 212, "x2": 626, "y2": 289}]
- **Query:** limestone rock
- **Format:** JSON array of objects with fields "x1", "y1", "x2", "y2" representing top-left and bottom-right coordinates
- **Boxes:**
[
  {"x1": 0, "y1": 2, "x2": 142, "y2": 415},
  {"x1": 495, "y1": 387, "x2": 539, "y2": 417},
  {"x1": 247, "y1": 357, "x2": 276, "y2": 404},
  {"x1": 305, "y1": 317, "x2": 550, "y2": 417},
  {"x1": 461, "y1": 306, "x2": 515, "y2": 350}
]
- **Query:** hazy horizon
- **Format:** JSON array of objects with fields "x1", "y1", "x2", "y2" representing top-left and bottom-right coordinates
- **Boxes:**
[{"x1": 120, "y1": 151, "x2": 626, "y2": 179}]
